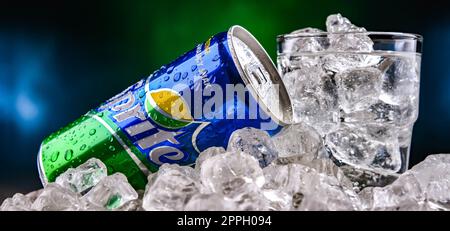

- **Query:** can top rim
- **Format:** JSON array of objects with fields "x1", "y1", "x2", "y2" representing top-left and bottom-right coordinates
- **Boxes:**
[{"x1": 227, "y1": 25, "x2": 293, "y2": 125}]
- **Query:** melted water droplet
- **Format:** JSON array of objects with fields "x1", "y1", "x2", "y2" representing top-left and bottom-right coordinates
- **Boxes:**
[
  {"x1": 65, "y1": 149, "x2": 73, "y2": 161},
  {"x1": 174, "y1": 72, "x2": 181, "y2": 82},
  {"x1": 166, "y1": 66, "x2": 174, "y2": 74},
  {"x1": 80, "y1": 144, "x2": 87, "y2": 151},
  {"x1": 50, "y1": 151, "x2": 60, "y2": 162},
  {"x1": 89, "y1": 129, "x2": 96, "y2": 136},
  {"x1": 182, "y1": 72, "x2": 188, "y2": 79}
]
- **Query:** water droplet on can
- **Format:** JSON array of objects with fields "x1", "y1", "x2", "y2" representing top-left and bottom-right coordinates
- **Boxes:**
[
  {"x1": 182, "y1": 72, "x2": 188, "y2": 79},
  {"x1": 191, "y1": 65, "x2": 197, "y2": 72},
  {"x1": 166, "y1": 66, "x2": 174, "y2": 74},
  {"x1": 109, "y1": 137, "x2": 114, "y2": 142},
  {"x1": 163, "y1": 75, "x2": 170, "y2": 81},
  {"x1": 98, "y1": 112, "x2": 104, "y2": 117},
  {"x1": 65, "y1": 149, "x2": 73, "y2": 161},
  {"x1": 212, "y1": 54, "x2": 220, "y2": 61},
  {"x1": 109, "y1": 146, "x2": 116, "y2": 152},
  {"x1": 80, "y1": 144, "x2": 87, "y2": 151},
  {"x1": 89, "y1": 129, "x2": 96, "y2": 136},
  {"x1": 50, "y1": 151, "x2": 60, "y2": 162},
  {"x1": 174, "y1": 72, "x2": 181, "y2": 82}
]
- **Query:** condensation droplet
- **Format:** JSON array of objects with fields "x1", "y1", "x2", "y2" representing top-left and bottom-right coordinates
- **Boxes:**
[
  {"x1": 65, "y1": 149, "x2": 73, "y2": 161},
  {"x1": 50, "y1": 151, "x2": 60, "y2": 162},
  {"x1": 166, "y1": 66, "x2": 174, "y2": 74},
  {"x1": 80, "y1": 144, "x2": 87, "y2": 151},
  {"x1": 173, "y1": 72, "x2": 181, "y2": 82}
]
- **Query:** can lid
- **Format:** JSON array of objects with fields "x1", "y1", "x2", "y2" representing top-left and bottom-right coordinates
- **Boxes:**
[{"x1": 227, "y1": 25, "x2": 293, "y2": 125}]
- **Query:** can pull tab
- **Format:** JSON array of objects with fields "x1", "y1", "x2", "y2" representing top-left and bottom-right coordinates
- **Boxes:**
[{"x1": 246, "y1": 64, "x2": 268, "y2": 85}]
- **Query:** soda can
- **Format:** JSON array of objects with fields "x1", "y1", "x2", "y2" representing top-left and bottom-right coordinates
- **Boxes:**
[{"x1": 38, "y1": 25, "x2": 293, "y2": 189}]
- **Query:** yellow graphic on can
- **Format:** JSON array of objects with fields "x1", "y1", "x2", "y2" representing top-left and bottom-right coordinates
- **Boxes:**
[{"x1": 145, "y1": 88, "x2": 194, "y2": 130}]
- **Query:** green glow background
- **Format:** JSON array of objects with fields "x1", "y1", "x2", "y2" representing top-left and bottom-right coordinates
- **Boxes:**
[{"x1": 106, "y1": 0, "x2": 365, "y2": 74}]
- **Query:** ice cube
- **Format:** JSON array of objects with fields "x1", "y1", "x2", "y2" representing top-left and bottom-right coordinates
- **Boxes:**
[
  {"x1": 279, "y1": 28, "x2": 327, "y2": 71},
  {"x1": 357, "y1": 154, "x2": 450, "y2": 211},
  {"x1": 289, "y1": 27, "x2": 328, "y2": 52},
  {"x1": 324, "y1": 14, "x2": 380, "y2": 72},
  {"x1": 325, "y1": 124, "x2": 402, "y2": 173},
  {"x1": 220, "y1": 177, "x2": 268, "y2": 211},
  {"x1": 297, "y1": 175, "x2": 361, "y2": 211},
  {"x1": 227, "y1": 127, "x2": 278, "y2": 168},
  {"x1": 271, "y1": 122, "x2": 323, "y2": 159},
  {"x1": 82, "y1": 173, "x2": 138, "y2": 210},
  {"x1": 342, "y1": 101, "x2": 415, "y2": 126},
  {"x1": 25, "y1": 189, "x2": 43, "y2": 202},
  {"x1": 184, "y1": 193, "x2": 236, "y2": 211},
  {"x1": 114, "y1": 199, "x2": 143, "y2": 211},
  {"x1": 335, "y1": 67, "x2": 382, "y2": 112},
  {"x1": 263, "y1": 163, "x2": 359, "y2": 210},
  {"x1": 1, "y1": 193, "x2": 34, "y2": 211},
  {"x1": 359, "y1": 174, "x2": 426, "y2": 210},
  {"x1": 262, "y1": 189, "x2": 292, "y2": 211},
  {"x1": 288, "y1": 71, "x2": 340, "y2": 135},
  {"x1": 407, "y1": 154, "x2": 450, "y2": 209},
  {"x1": 195, "y1": 146, "x2": 226, "y2": 172},
  {"x1": 326, "y1": 13, "x2": 365, "y2": 33},
  {"x1": 379, "y1": 57, "x2": 420, "y2": 106},
  {"x1": 31, "y1": 183, "x2": 83, "y2": 211},
  {"x1": 142, "y1": 164, "x2": 200, "y2": 211},
  {"x1": 55, "y1": 158, "x2": 107, "y2": 194},
  {"x1": 200, "y1": 151, "x2": 265, "y2": 195}
]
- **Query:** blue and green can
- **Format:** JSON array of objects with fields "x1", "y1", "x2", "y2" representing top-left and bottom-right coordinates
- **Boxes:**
[{"x1": 38, "y1": 25, "x2": 293, "y2": 189}]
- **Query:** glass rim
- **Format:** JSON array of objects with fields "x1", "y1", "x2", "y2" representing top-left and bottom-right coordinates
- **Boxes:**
[{"x1": 277, "y1": 31, "x2": 423, "y2": 42}]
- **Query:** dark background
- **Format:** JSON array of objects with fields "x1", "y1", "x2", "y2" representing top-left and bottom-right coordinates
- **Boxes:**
[{"x1": 0, "y1": 0, "x2": 449, "y2": 200}]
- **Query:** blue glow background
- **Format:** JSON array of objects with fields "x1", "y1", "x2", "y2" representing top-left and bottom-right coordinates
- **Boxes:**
[{"x1": 0, "y1": 0, "x2": 449, "y2": 199}]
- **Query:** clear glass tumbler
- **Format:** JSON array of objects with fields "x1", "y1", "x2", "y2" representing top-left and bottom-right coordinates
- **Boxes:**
[{"x1": 277, "y1": 31, "x2": 422, "y2": 187}]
